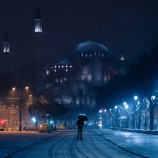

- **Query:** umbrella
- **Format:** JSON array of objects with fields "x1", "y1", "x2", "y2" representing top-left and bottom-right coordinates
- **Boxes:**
[{"x1": 78, "y1": 114, "x2": 88, "y2": 121}]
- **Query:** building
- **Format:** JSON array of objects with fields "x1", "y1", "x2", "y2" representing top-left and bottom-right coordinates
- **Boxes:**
[{"x1": 44, "y1": 41, "x2": 127, "y2": 109}]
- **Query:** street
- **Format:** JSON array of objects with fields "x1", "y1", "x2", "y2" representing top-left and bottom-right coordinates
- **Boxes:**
[{"x1": 0, "y1": 129, "x2": 145, "y2": 158}]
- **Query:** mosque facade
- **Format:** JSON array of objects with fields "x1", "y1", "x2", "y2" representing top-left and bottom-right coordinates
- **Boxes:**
[{"x1": 44, "y1": 41, "x2": 127, "y2": 109}]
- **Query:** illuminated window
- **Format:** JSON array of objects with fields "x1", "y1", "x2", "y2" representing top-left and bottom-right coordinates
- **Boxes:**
[
  {"x1": 58, "y1": 66, "x2": 60, "y2": 68},
  {"x1": 88, "y1": 75, "x2": 92, "y2": 82},
  {"x1": 62, "y1": 65, "x2": 64, "y2": 68},
  {"x1": 120, "y1": 55, "x2": 125, "y2": 61},
  {"x1": 70, "y1": 65, "x2": 72, "y2": 68},
  {"x1": 66, "y1": 69, "x2": 68, "y2": 72},
  {"x1": 54, "y1": 65, "x2": 56, "y2": 68},
  {"x1": 54, "y1": 69, "x2": 56, "y2": 72},
  {"x1": 66, "y1": 65, "x2": 68, "y2": 68},
  {"x1": 46, "y1": 70, "x2": 50, "y2": 75},
  {"x1": 76, "y1": 99, "x2": 80, "y2": 105}
]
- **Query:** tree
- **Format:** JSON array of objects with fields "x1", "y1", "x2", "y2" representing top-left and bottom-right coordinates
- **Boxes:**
[
  {"x1": 96, "y1": 42, "x2": 158, "y2": 130},
  {"x1": 28, "y1": 98, "x2": 67, "y2": 125}
]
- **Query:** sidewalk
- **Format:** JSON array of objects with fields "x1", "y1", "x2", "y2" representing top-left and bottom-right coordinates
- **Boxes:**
[{"x1": 93, "y1": 129, "x2": 158, "y2": 158}]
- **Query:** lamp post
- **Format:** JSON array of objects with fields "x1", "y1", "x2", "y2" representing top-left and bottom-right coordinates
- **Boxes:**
[
  {"x1": 98, "y1": 110, "x2": 103, "y2": 129},
  {"x1": 19, "y1": 92, "x2": 22, "y2": 131},
  {"x1": 11, "y1": 86, "x2": 30, "y2": 131}
]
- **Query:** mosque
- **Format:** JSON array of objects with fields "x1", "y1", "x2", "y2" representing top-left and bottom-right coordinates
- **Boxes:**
[
  {"x1": 44, "y1": 40, "x2": 127, "y2": 109},
  {"x1": 0, "y1": 4, "x2": 127, "y2": 110}
]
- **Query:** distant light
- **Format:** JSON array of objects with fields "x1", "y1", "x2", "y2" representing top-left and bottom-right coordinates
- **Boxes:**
[
  {"x1": 125, "y1": 105, "x2": 129, "y2": 109},
  {"x1": 151, "y1": 96, "x2": 156, "y2": 100},
  {"x1": 98, "y1": 123, "x2": 102, "y2": 127},
  {"x1": 50, "y1": 120, "x2": 54, "y2": 124},
  {"x1": 76, "y1": 99, "x2": 80, "y2": 105},
  {"x1": 32, "y1": 117, "x2": 36, "y2": 123},
  {"x1": 134, "y1": 96, "x2": 138, "y2": 100},
  {"x1": 115, "y1": 106, "x2": 118, "y2": 109},
  {"x1": 12, "y1": 87, "x2": 16, "y2": 90},
  {"x1": 120, "y1": 55, "x2": 125, "y2": 61},
  {"x1": 66, "y1": 69, "x2": 68, "y2": 72},
  {"x1": 99, "y1": 110, "x2": 102, "y2": 113},
  {"x1": 25, "y1": 86, "x2": 29, "y2": 90}
]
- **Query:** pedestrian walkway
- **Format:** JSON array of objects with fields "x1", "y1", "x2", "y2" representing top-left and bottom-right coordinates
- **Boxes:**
[{"x1": 93, "y1": 129, "x2": 158, "y2": 158}]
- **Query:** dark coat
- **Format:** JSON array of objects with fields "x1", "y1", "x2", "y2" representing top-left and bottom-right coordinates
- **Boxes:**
[{"x1": 76, "y1": 119, "x2": 84, "y2": 129}]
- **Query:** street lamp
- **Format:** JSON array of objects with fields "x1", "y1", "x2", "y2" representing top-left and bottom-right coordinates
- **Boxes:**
[
  {"x1": 11, "y1": 86, "x2": 30, "y2": 131},
  {"x1": 19, "y1": 91, "x2": 22, "y2": 131},
  {"x1": 134, "y1": 96, "x2": 138, "y2": 101},
  {"x1": 151, "y1": 95, "x2": 156, "y2": 101}
]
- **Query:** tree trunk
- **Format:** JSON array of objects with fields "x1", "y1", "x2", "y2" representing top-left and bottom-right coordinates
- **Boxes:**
[
  {"x1": 149, "y1": 99, "x2": 154, "y2": 130},
  {"x1": 137, "y1": 111, "x2": 141, "y2": 129}
]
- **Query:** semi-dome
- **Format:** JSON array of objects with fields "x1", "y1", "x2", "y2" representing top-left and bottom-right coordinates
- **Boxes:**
[{"x1": 75, "y1": 41, "x2": 109, "y2": 53}]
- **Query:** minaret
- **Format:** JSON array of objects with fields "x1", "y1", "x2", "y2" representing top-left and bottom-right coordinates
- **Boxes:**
[
  {"x1": 33, "y1": 3, "x2": 46, "y2": 89},
  {"x1": 3, "y1": 30, "x2": 10, "y2": 53},
  {"x1": 33, "y1": 3, "x2": 45, "y2": 65},
  {"x1": 120, "y1": 46, "x2": 125, "y2": 61},
  {"x1": 34, "y1": 4, "x2": 43, "y2": 33}
]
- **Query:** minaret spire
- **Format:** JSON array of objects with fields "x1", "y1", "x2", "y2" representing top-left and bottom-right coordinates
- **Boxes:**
[
  {"x1": 34, "y1": 4, "x2": 43, "y2": 33},
  {"x1": 120, "y1": 45, "x2": 125, "y2": 61},
  {"x1": 3, "y1": 29, "x2": 10, "y2": 53}
]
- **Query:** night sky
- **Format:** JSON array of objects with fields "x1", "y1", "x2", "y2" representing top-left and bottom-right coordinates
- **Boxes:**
[{"x1": 0, "y1": 0, "x2": 158, "y2": 66}]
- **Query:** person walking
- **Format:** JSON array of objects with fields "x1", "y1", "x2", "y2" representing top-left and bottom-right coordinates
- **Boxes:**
[{"x1": 76, "y1": 117, "x2": 84, "y2": 140}]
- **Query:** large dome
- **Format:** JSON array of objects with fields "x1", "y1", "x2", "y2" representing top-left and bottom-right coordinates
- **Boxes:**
[{"x1": 75, "y1": 41, "x2": 109, "y2": 53}]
